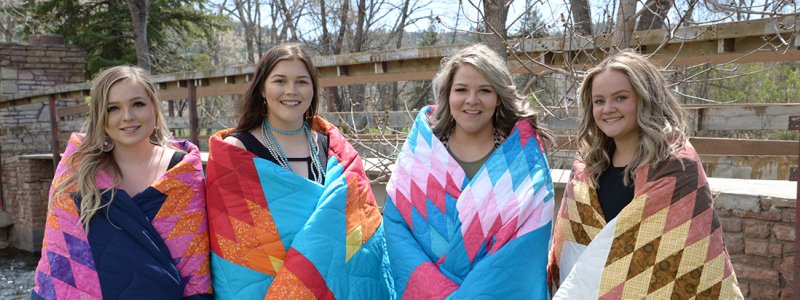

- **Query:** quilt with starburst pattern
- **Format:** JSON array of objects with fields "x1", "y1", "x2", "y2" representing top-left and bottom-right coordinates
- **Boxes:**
[{"x1": 206, "y1": 117, "x2": 394, "y2": 299}]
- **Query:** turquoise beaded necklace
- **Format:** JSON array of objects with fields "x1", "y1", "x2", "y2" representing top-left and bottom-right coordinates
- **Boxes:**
[
  {"x1": 268, "y1": 122, "x2": 304, "y2": 135},
  {"x1": 261, "y1": 118, "x2": 325, "y2": 184}
]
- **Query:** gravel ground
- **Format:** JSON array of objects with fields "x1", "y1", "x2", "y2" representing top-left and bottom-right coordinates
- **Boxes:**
[{"x1": 0, "y1": 248, "x2": 38, "y2": 299}]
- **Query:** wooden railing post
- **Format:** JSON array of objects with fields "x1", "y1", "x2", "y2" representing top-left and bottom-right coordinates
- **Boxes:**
[
  {"x1": 789, "y1": 115, "x2": 800, "y2": 298},
  {"x1": 48, "y1": 94, "x2": 61, "y2": 171},
  {"x1": 188, "y1": 80, "x2": 199, "y2": 147},
  {"x1": 0, "y1": 133, "x2": 4, "y2": 211}
]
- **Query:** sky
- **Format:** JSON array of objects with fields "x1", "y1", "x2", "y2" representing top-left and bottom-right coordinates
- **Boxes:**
[
  {"x1": 248, "y1": 0, "x2": 789, "y2": 44},
  {"x1": 408, "y1": 0, "x2": 790, "y2": 34},
  {"x1": 412, "y1": 1, "x2": 571, "y2": 33}
]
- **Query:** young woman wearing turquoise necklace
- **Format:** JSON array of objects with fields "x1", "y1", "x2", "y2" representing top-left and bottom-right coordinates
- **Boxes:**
[
  {"x1": 206, "y1": 43, "x2": 394, "y2": 299},
  {"x1": 222, "y1": 53, "x2": 327, "y2": 184}
]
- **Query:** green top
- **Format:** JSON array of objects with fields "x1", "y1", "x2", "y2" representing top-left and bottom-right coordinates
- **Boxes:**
[{"x1": 447, "y1": 146, "x2": 495, "y2": 180}]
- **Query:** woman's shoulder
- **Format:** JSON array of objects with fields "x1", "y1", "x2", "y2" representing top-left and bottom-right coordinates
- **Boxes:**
[
  {"x1": 209, "y1": 129, "x2": 252, "y2": 152},
  {"x1": 646, "y1": 145, "x2": 703, "y2": 180},
  {"x1": 222, "y1": 135, "x2": 247, "y2": 150}
]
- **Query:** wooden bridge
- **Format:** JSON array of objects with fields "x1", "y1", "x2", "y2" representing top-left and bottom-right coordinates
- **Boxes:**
[{"x1": 1, "y1": 13, "x2": 799, "y2": 297}]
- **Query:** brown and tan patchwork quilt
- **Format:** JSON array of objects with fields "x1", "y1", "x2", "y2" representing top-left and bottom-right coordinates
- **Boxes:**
[{"x1": 548, "y1": 144, "x2": 743, "y2": 299}]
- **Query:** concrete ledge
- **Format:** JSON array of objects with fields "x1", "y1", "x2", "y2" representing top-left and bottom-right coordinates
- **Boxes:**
[
  {"x1": 707, "y1": 177, "x2": 795, "y2": 200},
  {"x1": 17, "y1": 154, "x2": 57, "y2": 160}
]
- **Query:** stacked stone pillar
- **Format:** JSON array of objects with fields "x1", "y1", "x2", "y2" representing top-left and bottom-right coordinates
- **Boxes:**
[{"x1": 0, "y1": 34, "x2": 85, "y2": 251}]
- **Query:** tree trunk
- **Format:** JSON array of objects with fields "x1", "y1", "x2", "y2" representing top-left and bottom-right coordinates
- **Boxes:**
[
  {"x1": 127, "y1": 0, "x2": 151, "y2": 71},
  {"x1": 389, "y1": 0, "x2": 411, "y2": 110},
  {"x1": 254, "y1": 1, "x2": 263, "y2": 57},
  {"x1": 1, "y1": 8, "x2": 13, "y2": 42},
  {"x1": 612, "y1": 0, "x2": 637, "y2": 51},
  {"x1": 636, "y1": 0, "x2": 673, "y2": 30},
  {"x1": 233, "y1": 0, "x2": 255, "y2": 63},
  {"x1": 481, "y1": 0, "x2": 509, "y2": 58},
  {"x1": 331, "y1": 0, "x2": 350, "y2": 112},
  {"x1": 319, "y1": 0, "x2": 331, "y2": 53},
  {"x1": 333, "y1": 0, "x2": 349, "y2": 54},
  {"x1": 570, "y1": 0, "x2": 593, "y2": 34},
  {"x1": 317, "y1": 0, "x2": 337, "y2": 112},
  {"x1": 279, "y1": 0, "x2": 298, "y2": 41},
  {"x1": 347, "y1": 0, "x2": 367, "y2": 112}
]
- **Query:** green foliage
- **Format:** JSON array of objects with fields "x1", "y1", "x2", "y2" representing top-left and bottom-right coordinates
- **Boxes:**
[
  {"x1": 680, "y1": 63, "x2": 800, "y2": 104},
  {"x1": 678, "y1": 63, "x2": 800, "y2": 140},
  {"x1": 20, "y1": 0, "x2": 224, "y2": 77},
  {"x1": 418, "y1": 16, "x2": 439, "y2": 47}
]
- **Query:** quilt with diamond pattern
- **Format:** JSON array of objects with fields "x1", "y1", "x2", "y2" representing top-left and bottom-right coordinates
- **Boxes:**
[
  {"x1": 384, "y1": 105, "x2": 554, "y2": 299},
  {"x1": 32, "y1": 133, "x2": 212, "y2": 299},
  {"x1": 548, "y1": 143, "x2": 743, "y2": 299}
]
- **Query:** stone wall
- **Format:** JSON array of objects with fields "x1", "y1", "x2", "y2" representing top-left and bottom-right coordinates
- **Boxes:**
[
  {"x1": 0, "y1": 35, "x2": 85, "y2": 221},
  {"x1": 0, "y1": 35, "x2": 84, "y2": 98},
  {"x1": 718, "y1": 195, "x2": 796, "y2": 299},
  {"x1": 0, "y1": 35, "x2": 86, "y2": 154},
  {"x1": 5, "y1": 157, "x2": 52, "y2": 252}
]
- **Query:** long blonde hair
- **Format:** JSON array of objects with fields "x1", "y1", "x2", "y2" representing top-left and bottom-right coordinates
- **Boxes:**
[
  {"x1": 430, "y1": 44, "x2": 548, "y2": 142},
  {"x1": 51, "y1": 66, "x2": 171, "y2": 230},
  {"x1": 577, "y1": 50, "x2": 687, "y2": 186}
]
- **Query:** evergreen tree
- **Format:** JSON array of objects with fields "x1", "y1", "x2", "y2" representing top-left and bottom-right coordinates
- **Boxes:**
[{"x1": 20, "y1": 0, "x2": 223, "y2": 76}]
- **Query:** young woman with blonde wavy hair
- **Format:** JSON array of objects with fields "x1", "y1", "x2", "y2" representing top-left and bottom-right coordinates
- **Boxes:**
[
  {"x1": 384, "y1": 44, "x2": 555, "y2": 298},
  {"x1": 548, "y1": 50, "x2": 743, "y2": 299},
  {"x1": 32, "y1": 66, "x2": 212, "y2": 299}
]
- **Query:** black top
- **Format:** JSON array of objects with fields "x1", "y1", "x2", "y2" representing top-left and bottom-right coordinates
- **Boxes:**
[
  {"x1": 166, "y1": 151, "x2": 185, "y2": 170},
  {"x1": 597, "y1": 165, "x2": 634, "y2": 222},
  {"x1": 228, "y1": 131, "x2": 329, "y2": 184}
]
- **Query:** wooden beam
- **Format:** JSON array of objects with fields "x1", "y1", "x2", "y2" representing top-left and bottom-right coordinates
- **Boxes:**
[
  {"x1": 48, "y1": 95, "x2": 61, "y2": 171},
  {"x1": 188, "y1": 81, "x2": 199, "y2": 147},
  {"x1": 0, "y1": 130, "x2": 4, "y2": 211}
]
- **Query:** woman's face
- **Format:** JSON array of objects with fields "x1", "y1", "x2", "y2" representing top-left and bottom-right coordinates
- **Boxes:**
[
  {"x1": 262, "y1": 59, "x2": 314, "y2": 131},
  {"x1": 448, "y1": 64, "x2": 499, "y2": 138},
  {"x1": 591, "y1": 69, "x2": 640, "y2": 145},
  {"x1": 104, "y1": 79, "x2": 156, "y2": 150}
]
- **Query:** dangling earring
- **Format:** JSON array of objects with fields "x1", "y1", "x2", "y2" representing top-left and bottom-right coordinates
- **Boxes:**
[
  {"x1": 149, "y1": 128, "x2": 159, "y2": 145},
  {"x1": 101, "y1": 136, "x2": 114, "y2": 152}
]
